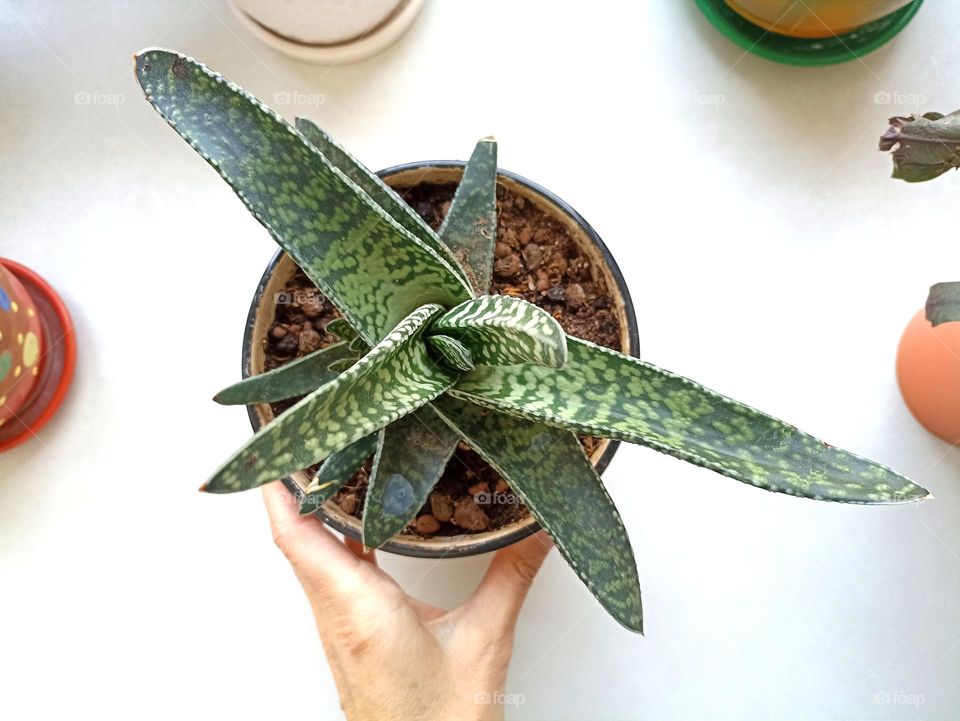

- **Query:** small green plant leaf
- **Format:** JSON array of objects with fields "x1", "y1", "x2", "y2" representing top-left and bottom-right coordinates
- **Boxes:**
[
  {"x1": 300, "y1": 432, "x2": 379, "y2": 514},
  {"x1": 202, "y1": 304, "x2": 456, "y2": 493},
  {"x1": 295, "y1": 117, "x2": 472, "y2": 289},
  {"x1": 325, "y1": 318, "x2": 360, "y2": 343},
  {"x1": 437, "y1": 138, "x2": 498, "y2": 293},
  {"x1": 425, "y1": 334, "x2": 476, "y2": 372},
  {"x1": 349, "y1": 335, "x2": 369, "y2": 353},
  {"x1": 451, "y1": 337, "x2": 928, "y2": 504},
  {"x1": 134, "y1": 49, "x2": 471, "y2": 344},
  {"x1": 431, "y1": 295, "x2": 567, "y2": 368},
  {"x1": 432, "y1": 396, "x2": 643, "y2": 633},
  {"x1": 213, "y1": 341, "x2": 357, "y2": 405},
  {"x1": 362, "y1": 407, "x2": 460, "y2": 547},
  {"x1": 925, "y1": 281, "x2": 960, "y2": 326},
  {"x1": 327, "y1": 358, "x2": 355, "y2": 373},
  {"x1": 880, "y1": 111, "x2": 960, "y2": 183}
]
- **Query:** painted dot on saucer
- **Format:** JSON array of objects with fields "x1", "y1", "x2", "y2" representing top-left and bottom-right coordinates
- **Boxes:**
[
  {"x1": 27, "y1": 307, "x2": 35, "y2": 318},
  {"x1": 13, "y1": 365, "x2": 21, "y2": 378},
  {"x1": 0, "y1": 287, "x2": 9, "y2": 311},
  {"x1": 0, "y1": 351, "x2": 10, "y2": 382},
  {"x1": 23, "y1": 332, "x2": 39, "y2": 367},
  {"x1": 11, "y1": 301, "x2": 18, "y2": 313}
]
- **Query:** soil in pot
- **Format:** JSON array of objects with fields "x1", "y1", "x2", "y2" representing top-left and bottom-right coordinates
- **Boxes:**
[{"x1": 263, "y1": 181, "x2": 623, "y2": 539}]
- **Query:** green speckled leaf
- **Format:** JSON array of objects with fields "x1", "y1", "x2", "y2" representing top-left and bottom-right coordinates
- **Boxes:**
[
  {"x1": 431, "y1": 295, "x2": 567, "y2": 368},
  {"x1": 295, "y1": 117, "x2": 471, "y2": 289},
  {"x1": 426, "y1": 334, "x2": 476, "y2": 372},
  {"x1": 349, "y1": 335, "x2": 369, "y2": 353},
  {"x1": 451, "y1": 337, "x2": 928, "y2": 504},
  {"x1": 432, "y1": 396, "x2": 643, "y2": 633},
  {"x1": 437, "y1": 138, "x2": 498, "y2": 293},
  {"x1": 214, "y1": 341, "x2": 357, "y2": 405},
  {"x1": 362, "y1": 407, "x2": 459, "y2": 547},
  {"x1": 203, "y1": 304, "x2": 456, "y2": 493},
  {"x1": 300, "y1": 432, "x2": 378, "y2": 514},
  {"x1": 325, "y1": 318, "x2": 359, "y2": 343},
  {"x1": 134, "y1": 49, "x2": 471, "y2": 344},
  {"x1": 327, "y1": 357, "x2": 354, "y2": 373},
  {"x1": 926, "y1": 281, "x2": 960, "y2": 326}
]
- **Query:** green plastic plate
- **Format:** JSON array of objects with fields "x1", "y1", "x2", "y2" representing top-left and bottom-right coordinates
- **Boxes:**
[{"x1": 694, "y1": 0, "x2": 924, "y2": 66}]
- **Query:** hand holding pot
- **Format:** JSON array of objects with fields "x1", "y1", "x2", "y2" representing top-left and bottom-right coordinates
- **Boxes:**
[{"x1": 261, "y1": 481, "x2": 552, "y2": 721}]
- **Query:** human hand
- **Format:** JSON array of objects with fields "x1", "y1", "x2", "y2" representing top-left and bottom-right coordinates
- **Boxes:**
[{"x1": 261, "y1": 481, "x2": 553, "y2": 721}]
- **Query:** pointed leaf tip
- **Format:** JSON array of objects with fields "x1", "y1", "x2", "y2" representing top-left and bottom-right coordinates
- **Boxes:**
[
  {"x1": 452, "y1": 337, "x2": 928, "y2": 504},
  {"x1": 204, "y1": 304, "x2": 455, "y2": 493},
  {"x1": 438, "y1": 139, "x2": 498, "y2": 293},
  {"x1": 135, "y1": 51, "x2": 471, "y2": 343}
]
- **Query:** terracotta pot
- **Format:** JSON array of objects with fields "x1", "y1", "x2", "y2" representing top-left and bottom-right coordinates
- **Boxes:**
[
  {"x1": 896, "y1": 309, "x2": 960, "y2": 444},
  {"x1": 242, "y1": 162, "x2": 639, "y2": 558},
  {"x1": 227, "y1": 0, "x2": 425, "y2": 65},
  {"x1": 0, "y1": 259, "x2": 76, "y2": 452}
]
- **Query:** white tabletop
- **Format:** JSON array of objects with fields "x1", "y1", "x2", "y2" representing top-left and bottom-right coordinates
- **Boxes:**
[{"x1": 1, "y1": 2, "x2": 958, "y2": 719}]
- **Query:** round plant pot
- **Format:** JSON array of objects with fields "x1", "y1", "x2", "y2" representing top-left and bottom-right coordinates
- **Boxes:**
[
  {"x1": 694, "y1": 0, "x2": 923, "y2": 66},
  {"x1": 0, "y1": 259, "x2": 76, "y2": 452},
  {"x1": 896, "y1": 309, "x2": 960, "y2": 444},
  {"x1": 227, "y1": 0, "x2": 425, "y2": 65},
  {"x1": 242, "y1": 162, "x2": 639, "y2": 558}
]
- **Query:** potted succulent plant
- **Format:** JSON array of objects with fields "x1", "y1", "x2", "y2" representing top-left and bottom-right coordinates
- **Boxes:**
[
  {"x1": 241, "y1": 153, "x2": 639, "y2": 559},
  {"x1": 135, "y1": 48, "x2": 929, "y2": 632},
  {"x1": 881, "y1": 111, "x2": 960, "y2": 443},
  {"x1": 0, "y1": 259, "x2": 76, "y2": 452}
]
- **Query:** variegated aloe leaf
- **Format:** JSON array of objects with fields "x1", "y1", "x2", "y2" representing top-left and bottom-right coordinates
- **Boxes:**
[
  {"x1": 134, "y1": 49, "x2": 471, "y2": 344},
  {"x1": 214, "y1": 342, "x2": 357, "y2": 405},
  {"x1": 362, "y1": 407, "x2": 460, "y2": 547},
  {"x1": 349, "y1": 335, "x2": 369, "y2": 353},
  {"x1": 432, "y1": 396, "x2": 643, "y2": 632},
  {"x1": 426, "y1": 335, "x2": 476, "y2": 372},
  {"x1": 202, "y1": 304, "x2": 456, "y2": 493},
  {"x1": 295, "y1": 117, "x2": 472, "y2": 289},
  {"x1": 300, "y1": 432, "x2": 378, "y2": 514},
  {"x1": 327, "y1": 357, "x2": 354, "y2": 373},
  {"x1": 451, "y1": 337, "x2": 929, "y2": 504},
  {"x1": 926, "y1": 281, "x2": 960, "y2": 326},
  {"x1": 346, "y1": 143, "x2": 505, "y2": 537},
  {"x1": 431, "y1": 295, "x2": 567, "y2": 368},
  {"x1": 437, "y1": 138, "x2": 498, "y2": 293},
  {"x1": 325, "y1": 318, "x2": 361, "y2": 343}
]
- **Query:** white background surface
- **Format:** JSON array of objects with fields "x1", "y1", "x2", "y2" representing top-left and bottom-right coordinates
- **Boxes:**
[{"x1": 1, "y1": 2, "x2": 958, "y2": 719}]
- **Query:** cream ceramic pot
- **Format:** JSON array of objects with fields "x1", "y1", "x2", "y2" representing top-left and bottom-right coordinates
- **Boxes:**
[{"x1": 228, "y1": 0, "x2": 425, "y2": 64}]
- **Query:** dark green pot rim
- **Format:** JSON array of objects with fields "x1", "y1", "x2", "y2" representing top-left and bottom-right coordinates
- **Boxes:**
[{"x1": 693, "y1": 0, "x2": 924, "y2": 66}]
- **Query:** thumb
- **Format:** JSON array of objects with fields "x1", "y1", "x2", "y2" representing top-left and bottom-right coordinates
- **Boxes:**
[{"x1": 466, "y1": 531, "x2": 553, "y2": 630}]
